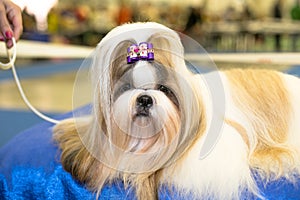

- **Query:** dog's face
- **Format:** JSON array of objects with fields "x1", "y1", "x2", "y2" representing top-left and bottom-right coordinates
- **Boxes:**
[
  {"x1": 111, "y1": 59, "x2": 182, "y2": 153},
  {"x1": 81, "y1": 23, "x2": 206, "y2": 173}
]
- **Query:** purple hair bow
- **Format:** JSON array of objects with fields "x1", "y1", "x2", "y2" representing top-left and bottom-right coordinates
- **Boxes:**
[{"x1": 127, "y1": 42, "x2": 154, "y2": 64}]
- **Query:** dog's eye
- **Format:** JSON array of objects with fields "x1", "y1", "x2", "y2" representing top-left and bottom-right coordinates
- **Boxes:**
[
  {"x1": 113, "y1": 83, "x2": 132, "y2": 101},
  {"x1": 120, "y1": 83, "x2": 131, "y2": 92},
  {"x1": 158, "y1": 85, "x2": 171, "y2": 95},
  {"x1": 158, "y1": 84, "x2": 179, "y2": 108}
]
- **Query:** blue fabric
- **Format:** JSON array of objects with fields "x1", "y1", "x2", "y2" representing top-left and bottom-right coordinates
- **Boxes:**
[{"x1": 1, "y1": 109, "x2": 300, "y2": 199}]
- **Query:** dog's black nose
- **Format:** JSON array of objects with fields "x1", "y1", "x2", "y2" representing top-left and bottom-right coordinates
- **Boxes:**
[{"x1": 137, "y1": 95, "x2": 153, "y2": 108}]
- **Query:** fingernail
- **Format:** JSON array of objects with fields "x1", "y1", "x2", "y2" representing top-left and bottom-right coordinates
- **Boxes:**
[
  {"x1": 0, "y1": 36, "x2": 4, "y2": 41},
  {"x1": 6, "y1": 40, "x2": 13, "y2": 49},
  {"x1": 5, "y1": 31, "x2": 13, "y2": 39}
]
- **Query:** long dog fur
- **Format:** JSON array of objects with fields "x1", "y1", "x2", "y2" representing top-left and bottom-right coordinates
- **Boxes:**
[{"x1": 53, "y1": 22, "x2": 300, "y2": 200}]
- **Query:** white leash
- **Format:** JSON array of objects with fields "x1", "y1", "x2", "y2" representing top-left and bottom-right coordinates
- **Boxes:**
[{"x1": 0, "y1": 38, "x2": 60, "y2": 124}]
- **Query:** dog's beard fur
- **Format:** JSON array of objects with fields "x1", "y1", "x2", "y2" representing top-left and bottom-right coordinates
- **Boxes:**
[{"x1": 53, "y1": 23, "x2": 206, "y2": 200}]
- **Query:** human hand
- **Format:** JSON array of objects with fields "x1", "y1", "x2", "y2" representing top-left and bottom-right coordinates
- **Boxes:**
[{"x1": 0, "y1": 0, "x2": 22, "y2": 48}]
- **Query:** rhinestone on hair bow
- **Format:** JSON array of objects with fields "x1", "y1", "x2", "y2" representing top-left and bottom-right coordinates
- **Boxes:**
[{"x1": 127, "y1": 42, "x2": 154, "y2": 64}]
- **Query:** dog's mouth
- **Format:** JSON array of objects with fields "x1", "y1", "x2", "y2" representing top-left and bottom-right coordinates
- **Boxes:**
[{"x1": 135, "y1": 109, "x2": 150, "y2": 117}]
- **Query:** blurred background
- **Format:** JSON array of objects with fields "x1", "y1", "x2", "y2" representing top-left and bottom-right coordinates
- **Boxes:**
[
  {"x1": 14, "y1": 0, "x2": 300, "y2": 51},
  {"x1": 1, "y1": 0, "x2": 300, "y2": 146}
]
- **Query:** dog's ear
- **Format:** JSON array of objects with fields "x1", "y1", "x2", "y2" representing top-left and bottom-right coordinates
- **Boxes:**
[
  {"x1": 111, "y1": 40, "x2": 134, "y2": 81},
  {"x1": 53, "y1": 118, "x2": 91, "y2": 175},
  {"x1": 148, "y1": 31, "x2": 190, "y2": 78},
  {"x1": 53, "y1": 118, "x2": 115, "y2": 195},
  {"x1": 148, "y1": 33, "x2": 173, "y2": 68}
]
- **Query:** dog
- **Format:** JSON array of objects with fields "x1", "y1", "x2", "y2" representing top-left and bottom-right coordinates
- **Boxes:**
[{"x1": 53, "y1": 22, "x2": 300, "y2": 200}]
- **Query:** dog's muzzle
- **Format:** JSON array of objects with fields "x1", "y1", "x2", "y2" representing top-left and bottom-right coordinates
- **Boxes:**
[{"x1": 136, "y1": 95, "x2": 154, "y2": 116}]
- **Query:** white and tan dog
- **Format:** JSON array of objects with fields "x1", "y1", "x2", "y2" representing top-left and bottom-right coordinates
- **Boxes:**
[{"x1": 53, "y1": 22, "x2": 300, "y2": 200}]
